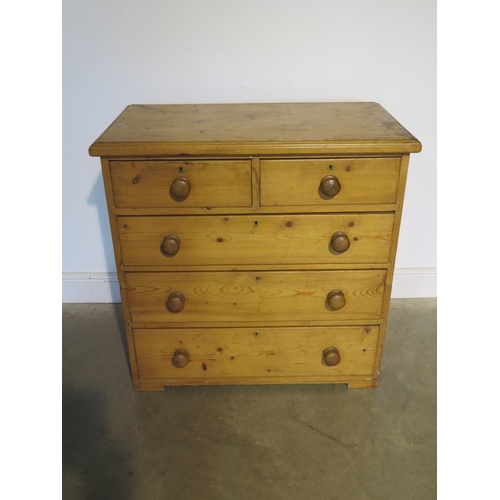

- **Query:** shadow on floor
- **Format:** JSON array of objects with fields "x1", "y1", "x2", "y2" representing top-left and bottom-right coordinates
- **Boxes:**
[{"x1": 62, "y1": 384, "x2": 135, "y2": 500}]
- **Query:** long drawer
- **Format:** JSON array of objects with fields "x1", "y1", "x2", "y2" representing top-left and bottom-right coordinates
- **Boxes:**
[
  {"x1": 118, "y1": 213, "x2": 394, "y2": 267},
  {"x1": 126, "y1": 270, "x2": 386, "y2": 324},
  {"x1": 110, "y1": 159, "x2": 252, "y2": 208},
  {"x1": 260, "y1": 157, "x2": 400, "y2": 207},
  {"x1": 134, "y1": 326, "x2": 378, "y2": 380}
]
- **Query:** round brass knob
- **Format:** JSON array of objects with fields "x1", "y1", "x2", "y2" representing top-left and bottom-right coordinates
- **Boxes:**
[
  {"x1": 323, "y1": 347, "x2": 341, "y2": 366},
  {"x1": 160, "y1": 234, "x2": 181, "y2": 257},
  {"x1": 326, "y1": 290, "x2": 346, "y2": 311},
  {"x1": 331, "y1": 231, "x2": 350, "y2": 253},
  {"x1": 172, "y1": 349, "x2": 189, "y2": 368},
  {"x1": 319, "y1": 175, "x2": 341, "y2": 198},
  {"x1": 166, "y1": 292, "x2": 185, "y2": 313},
  {"x1": 170, "y1": 176, "x2": 191, "y2": 201}
]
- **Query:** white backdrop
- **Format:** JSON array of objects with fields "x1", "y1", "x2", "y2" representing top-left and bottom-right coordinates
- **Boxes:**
[{"x1": 62, "y1": 0, "x2": 436, "y2": 302}]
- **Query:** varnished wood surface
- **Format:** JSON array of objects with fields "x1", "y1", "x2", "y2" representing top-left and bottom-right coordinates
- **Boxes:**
[
  {"x1": 110, "y1": 159, "x2": 252, "y2": 208},
  {"x1": 111, "y1": 204, "x2": 399, "y2": 216},
  {"x1": 134, "y1": 326, "x2": 378, "y2": 380},
  {"x1": 100, "y1": 158, "x2": 125, "y2": 287},
  {"x1": 129, "y1": 318, "x2": 383, "y2": 329},
  {"x1": 125, "y1": 270, "x2": 386, "y2": 324},
  {"x1": 373, "y1": 154, "x2": 412, "y2": 385},
  {"x1": 121, "y1": 263, "x2": 390, "y2": 273},
  {"x1": 88, "y1": 103, "x2": 422, "y2": 156},
  {"x1": 261, "y1": 157, "x2": 400, "y2": 206},
  {"x1": 117, "y1": 213, "x2": 395, "y2": 267},
  {"x1": 90, "y1": 103, "x2": 420, "y2": 390}
]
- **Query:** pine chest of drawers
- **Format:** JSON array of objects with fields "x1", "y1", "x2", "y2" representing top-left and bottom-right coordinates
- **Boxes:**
[{"x1": 89, "y1": 102, "x2": 421, "y2": 391}]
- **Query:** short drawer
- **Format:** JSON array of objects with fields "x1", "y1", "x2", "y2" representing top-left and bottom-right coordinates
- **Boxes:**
[
  {"x1": 134, "y1": 326, "x2": 378, "y2": 380},
  {"x1": 118, "y1": 213, "x2": 394, "y2": 267},
  {"x1": 126, "y1": 270, "x2": 386, "y2": 324},
  {"x1": 110, "y1": 159, "x2": 252, "y2": 208},
  {"x1": 260, "y1": 157, "x2": 400, "y2": 207}
]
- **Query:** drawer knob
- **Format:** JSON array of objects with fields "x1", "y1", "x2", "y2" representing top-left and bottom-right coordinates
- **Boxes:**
[
  {"x1": 170, "y1": 176, "x2": 191, "y2": 201},
  {"x1": 166, "y1": 292, "x2": 185, "y2": 313},
  {"x1": 327, "y1": 290, "x2": 346, "y2": 310},
  {"x1": 172, "y1": 349, "x2": 189, "y2": 368},
  {"x1": 323, "y1": 347, "x2": 341, "y2": 366},
  {"x1": 319, "y1": 175, "x2": 341, "y2": 198},
  {"x1": 160, "y1": 234, "x2": 181, "y2": 257},
  {"x1": 331, "y1": 231, "x2": 350, "y2": 253}
]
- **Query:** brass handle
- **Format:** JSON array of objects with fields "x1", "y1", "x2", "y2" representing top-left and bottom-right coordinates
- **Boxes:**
[
  {"x1": 326, "y1": 290, "x2": 346, "y2": 311},
  {"x1": 172, "y1": 349, "x2": 189, "y2": 368},
  {"x1": 331, "y1": 231, "x2": 350, "y2": 253},
  {"x1": 319, "y1": 175, "x2": 341, "y2": 198},
  {"x1": 170, "y1": 176, "x2": 191, "y2": 201},
  {"x1": 323, "y1": 347, "x2": 341, "y2": 366},
  {"x1": 166, "y1": 292, "x2": 185, "y2": 313},
  {"x1": 160, "y1": 234, "x2": 181, "y2": 257}
]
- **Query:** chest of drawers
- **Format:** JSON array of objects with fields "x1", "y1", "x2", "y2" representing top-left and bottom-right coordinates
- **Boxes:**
[{"x1": 89, "y1": 102, "x2": 421, "y2": 391}]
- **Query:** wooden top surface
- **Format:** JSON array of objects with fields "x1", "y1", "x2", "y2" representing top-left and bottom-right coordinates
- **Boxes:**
[{"x1": 89, "y1": 102, "x2": 421, "y2": 157}]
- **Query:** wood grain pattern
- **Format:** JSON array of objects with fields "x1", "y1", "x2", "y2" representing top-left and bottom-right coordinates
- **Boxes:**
[
  {"x1": 98, "y1": 160, "x2": 140, "y2": 387},
  {"x1": 110, "y1": 159, "x2": 251, "y2": 208},
  {"x1": 129, "y1": 318, "x2": 383, "y2": 329},
  {"x1": 89, "y1": 103, "x2": 422, "y2": 156},
  {"x1": 90, "y1": 103, "x2": 421, "y2": 391},
  {"x1": 100, "y1": 158, "x2": 126, "y2": 287},
  {"x1": 373, "y1": 154, "x2": 412, "y2": 386},
  {"x1": 251, "y1": 157, "x2": 260, "y2": 212},
  {"x1": 134, "y1": 326, "x2": 379, "y2": 380},
  {"x1": 111, "y1": 203, "x2": 399, "y2": 216},
  {"x1": 121, "y1": 263, "x2": 391, "y2": 273},
  {"x1": 260, "y1": 157, "x2": 400, "y2": 206},
  {"x1": 117, "y1": 213, "x2": 395, "y2": 267},
  {"x1": 125, "y1": 270, "x2": 386, "y2": 324}
]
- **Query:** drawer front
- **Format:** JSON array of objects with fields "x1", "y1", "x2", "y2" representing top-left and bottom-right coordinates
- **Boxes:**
[
  {"x1": 126, "y1": 270, "x2": 386, "y2": 324},
  {"x1": 118, "y1": 213, "x2": 394, "y2": 267},
  {"x1": 260, "y1": 157, "x2": 400, "y2": 206},
  {"x1": 110, "y1": 159, "x2": 252, "y2": 208},
  {"x1": 134, "y1": 326, "x2": 378, "y2": 380}
]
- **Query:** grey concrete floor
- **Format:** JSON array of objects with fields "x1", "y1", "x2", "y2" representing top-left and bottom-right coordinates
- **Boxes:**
[{"x1": 62, "y1": 299, "x2": 436, "y2": 500}]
